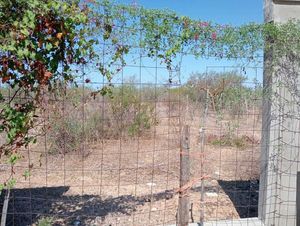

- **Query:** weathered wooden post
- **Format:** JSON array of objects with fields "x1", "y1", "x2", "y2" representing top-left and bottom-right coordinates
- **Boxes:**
[{"x1": 178, "y1": 125, "x2": 190, "y2": 226}]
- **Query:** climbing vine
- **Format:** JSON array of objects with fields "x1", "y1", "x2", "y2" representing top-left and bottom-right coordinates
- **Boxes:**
[{"x1": 0, "y1": 0, "x2": 300, "y2": 192}]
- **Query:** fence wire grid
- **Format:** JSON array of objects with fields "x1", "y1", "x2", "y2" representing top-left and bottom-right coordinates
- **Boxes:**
[{"x1": 0, "y1": 5, "x2": 271, "y2": 226}]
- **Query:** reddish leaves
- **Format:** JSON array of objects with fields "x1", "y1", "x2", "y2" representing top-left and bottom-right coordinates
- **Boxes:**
[
  {"x1": 211, "y1": 32, "x2": 217, "y2": 41},
  {"x1": 44, "y1": 71, "x2": 52, "y2": 80},
  {"x1": 199, "y1": 21, "x2": 209, "y2": 27},
  {"x1": 1, "y1": 75, "x2": 10, "y2": 83},
  {"x1": 31, "y1": 61, "x2": 52, "y2": 85}
]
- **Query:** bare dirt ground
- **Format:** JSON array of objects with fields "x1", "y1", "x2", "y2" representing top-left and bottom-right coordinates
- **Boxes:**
[{"x1": 0, "y1": 104, "x2": 261, "y2": 226}]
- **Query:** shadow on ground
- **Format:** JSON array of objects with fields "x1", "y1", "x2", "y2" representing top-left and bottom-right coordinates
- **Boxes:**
[
  {"x1": 218, "y1": 180, "x2": 259, "y2": 218},
  {"x1": 0, "y1": 186, "x2": 174, "y2": 226}
]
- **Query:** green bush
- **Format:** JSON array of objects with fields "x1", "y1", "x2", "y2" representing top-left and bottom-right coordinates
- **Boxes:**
[
  {"x1": 207, "y1": 122, "x2": 259, "y2": 149},
  {"x1": 37, "y1": 217, "x2": 53, "y2": 226},
  {"x1": 127, "y1": 106, "x2": 154, "y2": 136},
  {"x1": 48, "y1": 117, "x2": 83, "y2": 154},
  {"x1": 110, "y1": 84, "x2": 155, "y2": 137},
  {"x1": 208, "y1": 135, "x2": 248, "y2": 149},
  {"x1": 47, "y1": 84, "x2": 156, "y2": 154},
  {"x1": 85, "y1": 111, "x2": 106, "y2": 142},
  {"x1": 184, "y1": 71, "x2": 261, "y2": 117}
]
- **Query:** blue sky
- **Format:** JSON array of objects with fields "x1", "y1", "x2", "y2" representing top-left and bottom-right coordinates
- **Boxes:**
[
  {"x1": 89, "y1": 1, "x2": 264, "y2": 87},
  {"x1": 118, "y1": 0, "x2": 263, "y2": 25},
  {"x1": 120, "y1": 0, "x2": 263, "y2": 85}
]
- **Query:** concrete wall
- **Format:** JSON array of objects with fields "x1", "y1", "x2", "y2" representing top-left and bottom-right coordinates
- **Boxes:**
[
  {"x1": 259, "y1": 1, "x2": 300, "y2": 225},
  {"x1": 265, "y1": 0, "x2": 300, "y2": 22}
]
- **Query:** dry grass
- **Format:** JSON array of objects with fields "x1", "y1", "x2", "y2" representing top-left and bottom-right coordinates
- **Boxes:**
[{"x1": 0, "y1": 98, "x2": 262, "y2": 225}]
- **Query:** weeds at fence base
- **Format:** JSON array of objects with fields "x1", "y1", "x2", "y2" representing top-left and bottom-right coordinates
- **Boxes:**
[{"x1": 207, "y1": 134, "x2": 260, "y2": 149}]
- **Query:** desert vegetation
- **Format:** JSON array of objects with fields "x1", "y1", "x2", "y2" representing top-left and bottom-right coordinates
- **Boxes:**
[
  {"x1": 0, "y1": 69, "x2": 263, "y2": 225},
  {"x1": 183, "y1": 71, "x2": 262, "y2": 116},
  {"x1": 43, "y1": 83, "x2": 156, "y2": 154},
  {"x1": 4, "y1": 0, "x2": 295, "y2": 224},
  {"x1": 39, "y1": 71, "x2": 262, "y2": 155}
]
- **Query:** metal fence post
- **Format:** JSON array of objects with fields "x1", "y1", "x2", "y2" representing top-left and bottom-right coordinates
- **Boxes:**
[
  {"x1": 297, "y1": 172, "x2": 300, "y2": 226},
  {"x1": 1, "y1": 189, "x2": 10, "y2": 226}
]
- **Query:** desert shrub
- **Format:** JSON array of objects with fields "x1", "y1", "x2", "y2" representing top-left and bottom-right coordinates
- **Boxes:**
[
  {"x1": 48, "y1": 110, "x2": 110, "y2": 154},
  {"x1": 84, "y1": 111, "x2": 107, "y2": 142},
  {"x1": 48, "y1": 116, "x2": 84, "y2": 154},
  {"x1": 207, "y1": 122, "x2": 259, "y2": 149},
  {"x1": 207, "y1": 134, "x2": 259, "y2": 149},
  {"x1": 221, "y1": 86, "x2": 252, "y2": 117},
  {"x1": 46, "y1": 86, "x2": 102, "y2": 153},
  {"x1": 222, "y1": 81, "x2": 263, "y2": 118},
  {"x1": 127, "y1": 106, "x2": 154, "y2": 136},
  {"x1": 46, "y1": 83, "x2": 156, "y2": 154},
  {"x1": 140, "y1": 85, "x2": 165, "y2": 102},
  {"x1": 184, "y1": 71, "x2": 260, "y2": 117},
  {"x1": 184, "y1": 71, "x2": 240, "y2": 103},
  {"x1": 109, "y1": 84, "x2": 155, "y2": 137},
  {"x1": 208, "y1": 134, "x2": 247, "y2": 149},
  {"x1": 184, "y1": 74, "x2": 207, "y2": 104},
  {"x1": 36, "y1": 217, "x2": 53, "y2": 226}
]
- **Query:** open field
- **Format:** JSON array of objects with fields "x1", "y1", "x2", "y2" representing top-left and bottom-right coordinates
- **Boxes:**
[{"x1": 0, "y1": 95, "x2": 261, "y2": 225}]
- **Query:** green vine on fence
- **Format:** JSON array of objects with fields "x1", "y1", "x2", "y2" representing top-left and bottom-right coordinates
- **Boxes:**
[{"x1": 0, "y1": 0, "x2": 300, "y2": 193}]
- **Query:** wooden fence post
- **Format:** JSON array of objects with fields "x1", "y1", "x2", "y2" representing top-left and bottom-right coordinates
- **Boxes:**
[{"x1": 178, "y1": 125, "x2": 190, "y2": 226}]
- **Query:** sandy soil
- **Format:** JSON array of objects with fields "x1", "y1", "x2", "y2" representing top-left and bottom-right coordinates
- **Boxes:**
[{"x1": 0, "y1": 104, "x2": 261, "y2": 226}]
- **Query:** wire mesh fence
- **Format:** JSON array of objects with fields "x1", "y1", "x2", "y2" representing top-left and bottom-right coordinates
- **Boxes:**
[
  {"x1": 0, "y1": 48, "x2": 184, "y2": 225},
  {"x1": 0, "y1": 3, "x2": 270, "y2": 225},
  {"x1": 2, "y1": 1, "x2": 300, "y2": 225},
  {"x1": 0, "y1": 54, "x2": 264, "y2": 226}
]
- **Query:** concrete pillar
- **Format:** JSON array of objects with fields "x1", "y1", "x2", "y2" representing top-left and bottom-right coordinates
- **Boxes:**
[{"x1": 259, "y1": 1, "x2": 300, "y2": 226}]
